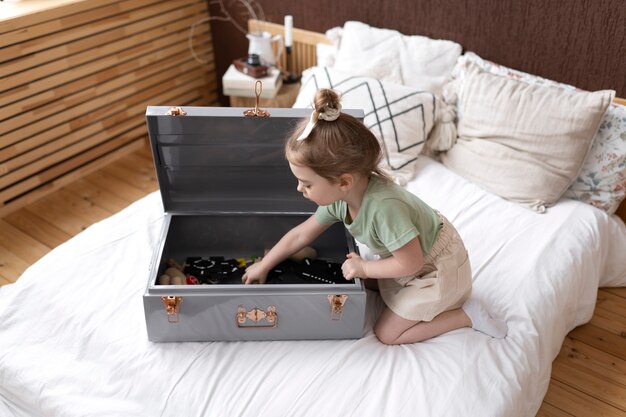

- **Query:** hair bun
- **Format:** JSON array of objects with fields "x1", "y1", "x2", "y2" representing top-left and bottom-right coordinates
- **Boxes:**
[{"x1": 313, "y1": 88, "x2": 342, "y2": 117}]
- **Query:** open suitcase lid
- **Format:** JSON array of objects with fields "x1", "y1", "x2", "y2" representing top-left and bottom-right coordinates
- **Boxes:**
[{"x1": 145, "y1": 106, "x2": 364, "y2": 214}]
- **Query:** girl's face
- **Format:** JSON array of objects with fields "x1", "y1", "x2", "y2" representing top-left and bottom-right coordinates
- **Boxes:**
[{"x1": 289, "y1": 163, "x2": 345, "y2": 206}]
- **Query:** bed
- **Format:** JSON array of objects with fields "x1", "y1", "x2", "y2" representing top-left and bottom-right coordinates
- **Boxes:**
[{"x1": 2, "y1": 17, "x2": 626, "y2": 417}]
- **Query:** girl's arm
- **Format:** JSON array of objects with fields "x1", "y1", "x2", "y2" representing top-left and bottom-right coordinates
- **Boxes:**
[
  {"x1": 342, "y1": 236, "x2": 424, "y2": 280},
  {"x1": 242, "y1": 215, "x2": 331, "y2": 284}
]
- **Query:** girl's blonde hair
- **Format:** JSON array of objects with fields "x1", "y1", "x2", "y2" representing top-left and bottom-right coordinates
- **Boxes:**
[{"x1": 285, "y1": 88, "x2": 390, "y2": 183}]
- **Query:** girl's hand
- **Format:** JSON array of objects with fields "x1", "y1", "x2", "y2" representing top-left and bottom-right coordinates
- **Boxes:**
[
  {"x1": 242, "y1": 261, "x2": 269, "y2": 285},
  {"x1": 342, "y1": 252, "x2": 367, "y2": 280}
]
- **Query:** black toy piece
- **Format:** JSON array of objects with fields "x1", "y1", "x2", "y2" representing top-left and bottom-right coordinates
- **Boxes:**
[
  {"x1": 180, "y1": 256, "x2": 346, "y2": 285},
  {"x1": 184, "y1": 257, "x2": 244, "y2": 285},
  {"x1": 267, "y1": 258, "x2": 345, "y2": 285}
]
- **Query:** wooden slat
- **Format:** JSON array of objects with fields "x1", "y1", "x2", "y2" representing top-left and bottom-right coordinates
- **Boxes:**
[
  {"x1": 551, "y1": 357, "x2": 626, "y2": 411},
  {"x1": 64, "y1": 178, "x2": 142, "y2": 214},
  {"x1": 536, "y1": 402, "x2": 574, "y2": 417},
  {"x1": 543, "y1": 379, "x2": 625, "y2": 417},
  {"x1": 0, "y1": 86, "x2": 212, "y2": 217},
  {"x1": 568, "y1": 323, "x2": 626, "y2": 362},
  {"x1": 0, "y1": 140, "x2": 145, "y2": 219},
  {"x1": 110, "y1": 154, "x2": 159, "y2": 192},
  {"x1": 0, "y1": 0, "x2": 217, "y2": 217},
  {"x1": 24, "y1": 193, "x2": 111, "y2": 237},
  {"x1": 0, "y1": 219, "x2": 50, "y2": 263},
  {"x1": 0, "y1": 46, "x2": 210, "y2": 153},
  {"x1": 0, "y1": 70, "x2": 210, "y2": 193},
  {"x1": 0, "y1": 0, "x2": 107, "y2": 33},
  {"x1": 0, "y1": 245, "x2": 31, "y2": 283},
  {"x1": 1, "y1": 50, "x2": 212, "y2": 169},
  {"x1": 557, "y1": 336, "x2": 626, "y2": 386},
  {"x1": 1, "y1": 33, "x2": 210, "y2": 125},
  {"x1": 590, "y1": 289, "x2": 626, "y2": 337},
  {"x1": 604, "y1": 287, "x2": 626, "y2": 299},
  {"x1": 3, "y1": 93, "x2": 206, "y2": 221},
  {"x1": 1, "y1": 12, "x2": 211, "y2": 108},
  {"x1": 1, "y1": 0, "x2": 165, "y2": 52},
  {"x1": 4, "y1": 209, "x2": 73, "y2": 249},
  {"x1": 1, "y1": 0, "x2": 205, "y2": 80}
]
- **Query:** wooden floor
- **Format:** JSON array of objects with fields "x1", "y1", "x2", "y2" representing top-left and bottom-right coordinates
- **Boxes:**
[{"x1": 0, "y1": 143, "x2": 624, "y2": 416}]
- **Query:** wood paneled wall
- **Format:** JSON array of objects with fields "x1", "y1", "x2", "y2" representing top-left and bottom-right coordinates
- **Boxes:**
[
  {"x1": 209, "y1": 0, "x2": 625, "y2": 105},
  {"x1": 0, "y1": 0, "x2": 218, "y2": 217}
]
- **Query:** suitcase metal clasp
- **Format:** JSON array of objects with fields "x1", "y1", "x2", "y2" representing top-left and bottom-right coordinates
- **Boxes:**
[
  {"x1": 236, "y1": 305, "x2": 277, "y2": 328},
  {"x1": 166, "y1": 106, "x2": 187, "y2": 116},
  {"x1": 161, "y1": 296, "x2": 182, "y2": 323},
  {"x1": 328, "y1": 295, "x2": 348, "y2": 320},
  {"x1": 243, "y1": 80, "x2": 270, "y2": 118}
]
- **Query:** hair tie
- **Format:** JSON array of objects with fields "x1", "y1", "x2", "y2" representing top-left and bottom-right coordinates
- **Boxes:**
[
  {"x1": 318, "y1": 105, "x2": 341, "y2": 121},
  {"x1": 296, "y1": 104, "x2": 342, "y2": 141},
  {"x1": 297, "y1": 111, "x2": 319, "y2": 141}
]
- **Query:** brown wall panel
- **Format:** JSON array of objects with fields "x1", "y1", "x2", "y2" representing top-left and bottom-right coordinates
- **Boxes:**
[{"x1": 209, "y1": 0, "x2": 625, "y2": 104}]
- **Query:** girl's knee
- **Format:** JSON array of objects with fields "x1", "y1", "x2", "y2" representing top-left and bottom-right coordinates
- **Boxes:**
[{"x1": 373, "y1": 322, "x2": 401, "y2": 345}]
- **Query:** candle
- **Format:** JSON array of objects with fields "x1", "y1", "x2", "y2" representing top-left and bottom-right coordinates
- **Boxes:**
[{"x1": 284, "y1": 15, "x2": 293, "y2": 48}]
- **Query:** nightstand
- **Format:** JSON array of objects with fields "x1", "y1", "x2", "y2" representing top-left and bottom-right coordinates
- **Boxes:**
[
  {"x1": 223, "y1": 64, "x2": 301, "y2": 108},
  {"x1": 228, "y1": 82, "x2": 301, "y2": 108}
]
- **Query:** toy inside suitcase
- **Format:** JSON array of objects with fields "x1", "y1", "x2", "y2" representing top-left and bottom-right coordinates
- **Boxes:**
[{"x1": 143, "y1": 106, "x2": 366, "y2": 342}]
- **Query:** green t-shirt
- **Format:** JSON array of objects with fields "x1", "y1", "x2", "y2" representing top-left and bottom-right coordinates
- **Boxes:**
[{"x1": 315, "y1": 175, "x2": 441, "y2": 258}]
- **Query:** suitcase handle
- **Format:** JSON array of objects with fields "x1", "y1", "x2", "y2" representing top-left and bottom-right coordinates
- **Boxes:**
[{"x1": 236, "y1": 305, "x2": 277, "y2": 328}]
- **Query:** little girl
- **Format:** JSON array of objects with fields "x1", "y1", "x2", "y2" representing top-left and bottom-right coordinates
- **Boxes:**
[{"x1": 242, "y1": 88, "x2": 507, "y2": 344}]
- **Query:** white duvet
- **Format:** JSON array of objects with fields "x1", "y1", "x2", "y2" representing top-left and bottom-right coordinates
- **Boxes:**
[{"x1": 1, "y1": 157, "x2": 625, "y2": 417}]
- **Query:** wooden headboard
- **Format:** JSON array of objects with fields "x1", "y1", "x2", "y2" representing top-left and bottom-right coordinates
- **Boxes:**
[{"x1": 246, "y1": 18, "x2": 626, "y2": 222}]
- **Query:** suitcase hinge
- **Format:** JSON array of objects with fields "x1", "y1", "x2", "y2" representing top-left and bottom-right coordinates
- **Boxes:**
[
  {"x1": 161, "y1": 295, "x2": 182, "y2": 323},
  {"x1": 166, "y1": 106, "x2": 187, "y2": 116},
  {"x1": 236, "y1": 305, "x2": 277, "y2": 328},
  {"x1": 328, "y1": 294, "x2": 348, "y2": 320}
]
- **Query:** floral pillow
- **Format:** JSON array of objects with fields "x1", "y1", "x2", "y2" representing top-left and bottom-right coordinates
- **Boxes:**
[
  {"x1": 456, "y1": 52, "x2": 626, "y2": 214},
  {"x1": 563, "y1": 103, "x2": 626, "y2": 213}
]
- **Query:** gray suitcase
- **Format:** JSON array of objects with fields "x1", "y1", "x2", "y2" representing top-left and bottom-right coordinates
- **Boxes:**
[{"x1": 143, "y1": 106, "x2": 367, "y2": 342}]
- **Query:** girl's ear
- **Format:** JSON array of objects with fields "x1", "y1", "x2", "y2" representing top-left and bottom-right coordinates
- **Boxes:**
[{"x1": 338, "y1": 173, "x2": 354, "y2": 191}]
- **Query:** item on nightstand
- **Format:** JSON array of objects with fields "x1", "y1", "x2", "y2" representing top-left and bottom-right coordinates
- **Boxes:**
[
  {"x1": 223, "y1": 64, "x2": 282, "y2": 98},
  {"x1": 233, "y1": 54, "x2": 269, "y2": 78},
  {"x1": 283, "y1": 15, "x2": 301, "y2": 84},
  {"x1": 246, "y1": 31, "x2": 283, "y2": 67}
]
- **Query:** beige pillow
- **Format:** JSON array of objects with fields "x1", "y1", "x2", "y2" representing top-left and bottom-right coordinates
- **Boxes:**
[{"x1": 441, "y1": 61, "x2": 614, "y2": 212}]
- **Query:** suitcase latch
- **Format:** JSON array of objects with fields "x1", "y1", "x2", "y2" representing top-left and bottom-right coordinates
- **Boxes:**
[
  {"x1": 243, "y1": 80, "x2": 270, "y2": 118},
  {"x1": 328, "y1": 294, "x2": 348, "y2": 320},
  {"x1": 166, "y1": 106, "x2": 187, "y2": 116},
  {"x1": 161, "y1": 296, "x2": 182, "y2": 323},
  {"x1": 236, "y1": 305, "x2": 277, "y2": 328}
]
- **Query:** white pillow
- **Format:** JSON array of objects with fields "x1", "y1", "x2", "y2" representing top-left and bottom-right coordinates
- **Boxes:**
[
  {"x1": 333, "y1": 21, "x2": 461, "y2": 94},
  {"x1": 456, "y1": 52, "x2": 626, "y2": 214},
  {"x1": 441, "y1": 61, "x2": 614, "y2": 212},
  {"x1": 315, "y1": 26, "x2": 342, "y2": 68},
  {"x1": 293, "y1": 66, "x2": 436, "y2": 185}
]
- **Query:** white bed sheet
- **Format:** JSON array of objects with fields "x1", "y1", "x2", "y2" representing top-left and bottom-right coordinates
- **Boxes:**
[{"x1": 1, "y1": 157, "x2": 625, "y2": 417}]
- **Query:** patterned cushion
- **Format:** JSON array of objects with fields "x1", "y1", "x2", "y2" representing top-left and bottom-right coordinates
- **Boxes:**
[
  {"x1": 293, "y1": 66, "x2": 436, "y2": 185},
  {"x1": 563, "y1": 103, "x2": 626, "y2": 213},
  {"x1": 458, "y1": 52, "x2": 626, "y2": 214}
]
